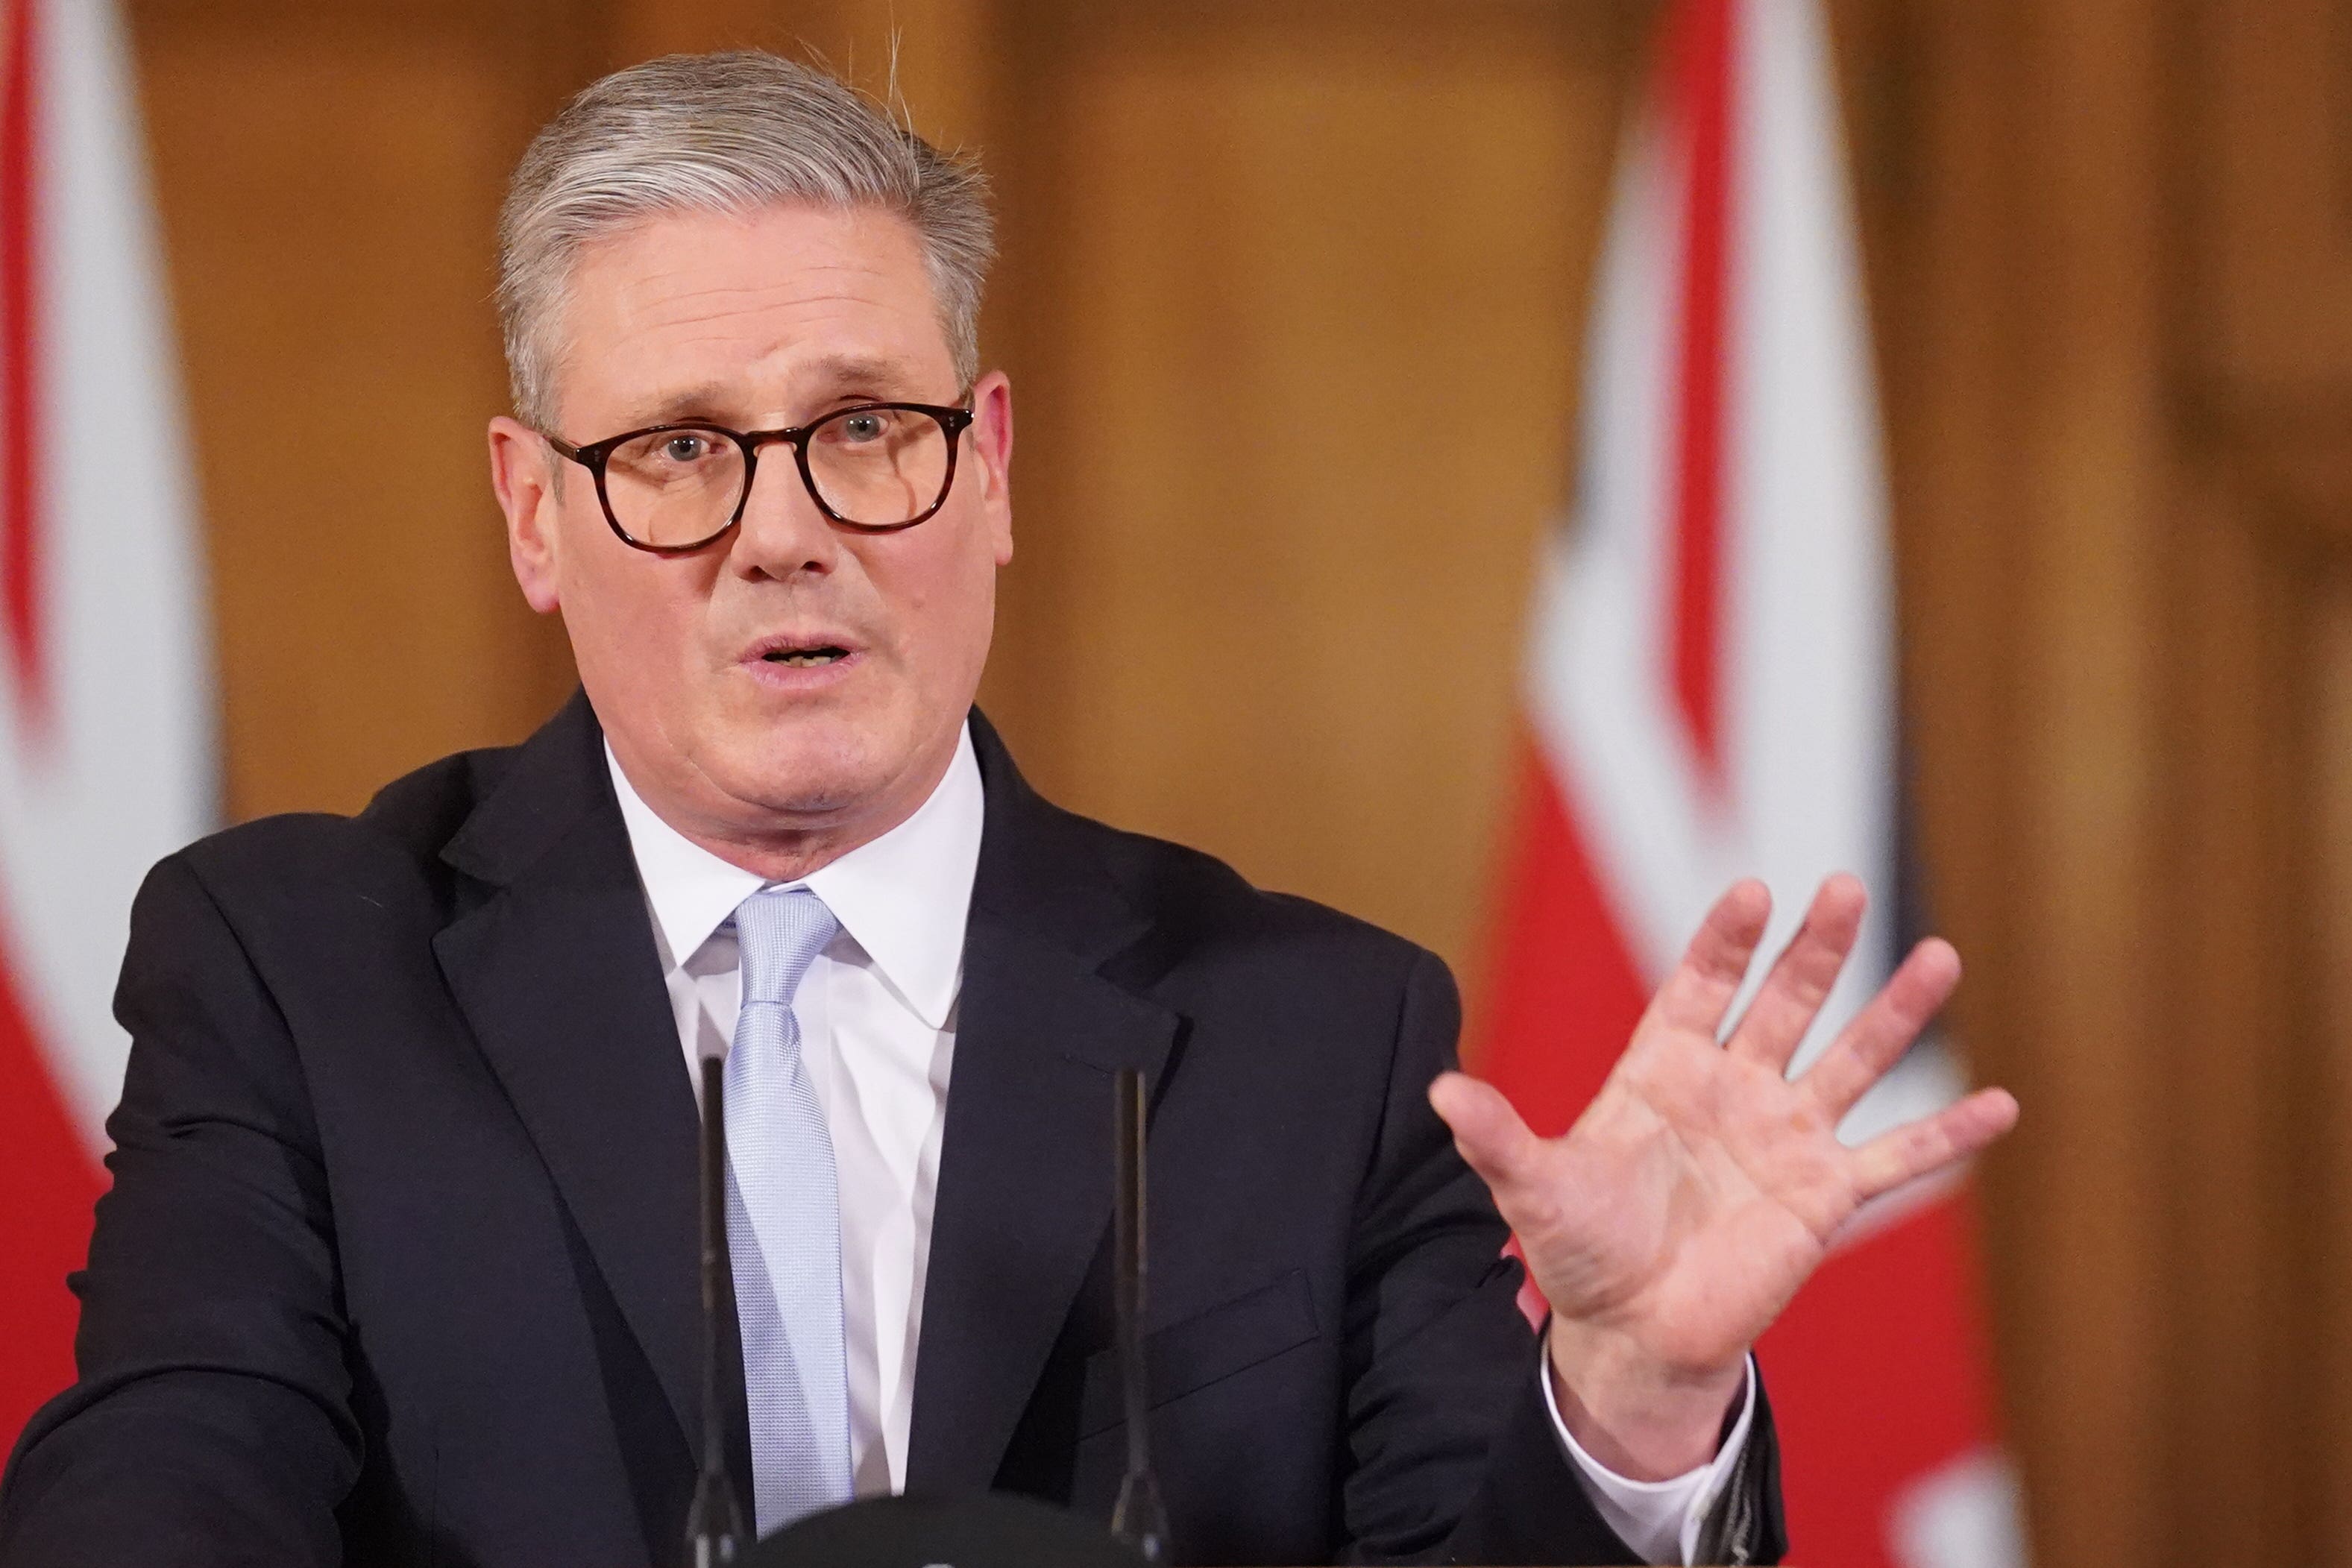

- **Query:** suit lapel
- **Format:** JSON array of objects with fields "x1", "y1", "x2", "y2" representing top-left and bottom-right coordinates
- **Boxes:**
[
  {"x1": 432, "y1": 694, "x2": 707, "y2": 1465},
  {"x1": 425, "y1": 700, "x2": 1175, "y2": 1497},
  {"x1": 906, "y1": 717, "x2": 1179, "y2": 1491}
]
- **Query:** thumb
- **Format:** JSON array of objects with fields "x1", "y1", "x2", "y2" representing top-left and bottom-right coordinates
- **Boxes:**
[{"x1": 1428, "y1": 1071, "x2": 1548, "y2": 1198}]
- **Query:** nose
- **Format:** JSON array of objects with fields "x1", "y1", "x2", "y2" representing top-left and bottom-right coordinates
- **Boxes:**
[{"x1": 729, "y1": 444, "x2": 841, "y2": 580}]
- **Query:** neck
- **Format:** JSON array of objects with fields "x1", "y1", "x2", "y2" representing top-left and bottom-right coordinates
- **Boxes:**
[{"x1": 679, "y1": 822, "x2": 890, "y2": 885}]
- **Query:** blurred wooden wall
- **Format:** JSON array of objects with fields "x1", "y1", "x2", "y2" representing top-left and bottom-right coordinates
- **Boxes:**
[
  {"x1": 1864, "y1": 0, "x2": 2352, "y2": 1562},
  {"x1": 122, "y1": 1, "x2": 2352, "y2": 1564}
]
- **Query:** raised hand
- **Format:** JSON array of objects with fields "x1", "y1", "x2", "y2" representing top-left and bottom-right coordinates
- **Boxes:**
[{"x1": 1429, "y1": 874, "x2": 2017, "y2": 1479}]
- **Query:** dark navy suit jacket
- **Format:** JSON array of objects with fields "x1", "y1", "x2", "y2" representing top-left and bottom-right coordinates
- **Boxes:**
[{"x1": 0, "y1": 693, "x2": 1785, "y2": 1565}]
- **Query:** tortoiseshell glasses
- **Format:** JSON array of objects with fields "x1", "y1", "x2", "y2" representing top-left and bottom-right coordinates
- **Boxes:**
[{"x1": 546, "y1": 400, "x2": 976, "y2": 554}]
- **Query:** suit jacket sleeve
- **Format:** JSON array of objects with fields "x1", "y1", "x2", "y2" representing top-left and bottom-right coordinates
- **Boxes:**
[
  {"x1": 1336, "y1": 948, "x2": 1787, "y2": 1567},
  {"x1": 0, "y1": 853, "x2": 357, "y2": 1567}
]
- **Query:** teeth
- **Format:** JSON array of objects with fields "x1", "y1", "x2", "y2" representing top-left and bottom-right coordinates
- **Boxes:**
[{"x1": 766, "y1": 649, "x2": 843, "y2": 667}]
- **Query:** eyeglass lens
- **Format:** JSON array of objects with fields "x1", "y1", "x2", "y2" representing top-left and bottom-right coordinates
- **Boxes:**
[{"x1": 600, "y1": 407, "x2": 954, "y2": 547}]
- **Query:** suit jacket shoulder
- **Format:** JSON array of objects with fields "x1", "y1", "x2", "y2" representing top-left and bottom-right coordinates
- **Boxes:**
[
  {"x1": 172, "y1": 734, "x2": 518, "y2": 901},
  {"x1": 1026, "y1": 787, "x2": 1441, "y2": 992}
]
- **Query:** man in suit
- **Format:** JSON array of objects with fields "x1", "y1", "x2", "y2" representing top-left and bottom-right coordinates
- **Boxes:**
[{"x1": 0, "y1": 51, "x2": 2015, "y2": 1567}]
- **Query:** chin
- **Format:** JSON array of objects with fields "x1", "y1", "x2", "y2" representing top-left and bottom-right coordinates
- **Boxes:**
[{"x1": 702, "y1": 708, "x2": 919, "y2": 820}]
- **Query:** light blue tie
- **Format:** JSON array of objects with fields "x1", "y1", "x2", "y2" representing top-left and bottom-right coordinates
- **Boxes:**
[{"x1": 723, "y1": 885, "x2": 851, "y2": 1537}]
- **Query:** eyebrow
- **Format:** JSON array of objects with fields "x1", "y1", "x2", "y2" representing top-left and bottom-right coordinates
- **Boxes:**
[
  {"x1": 802, "y1": 350, "x2": 927, "y2": 390},
  {"x1": 620, "y1": 353, "x2": 938, "y2": 429}
]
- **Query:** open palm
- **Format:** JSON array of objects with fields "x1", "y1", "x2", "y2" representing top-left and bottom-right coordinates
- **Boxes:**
[{"x1": 1430, "y1": 875, "x2": 2017, "y2": 1470}]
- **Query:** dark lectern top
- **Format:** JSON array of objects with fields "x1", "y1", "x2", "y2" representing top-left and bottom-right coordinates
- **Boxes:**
[{"x1": 746, "y1": 1490, "x2": 1148, "y2": 1568}]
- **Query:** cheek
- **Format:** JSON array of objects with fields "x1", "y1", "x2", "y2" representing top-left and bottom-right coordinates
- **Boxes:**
[
  {"x1": 560, "y1": 522, "x2": 714, "y2": 681},
  {"x1": 861, "y1": 524, "x2": 997, "y2": 676},
  {"x1": 919, "y1": 526, "x2": 999, "y2": 640}
]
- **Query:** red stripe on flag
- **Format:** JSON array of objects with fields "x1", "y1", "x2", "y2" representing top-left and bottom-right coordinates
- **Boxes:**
[
  {"x1": 1469, "y1": 736, "x2": 1651, "y2": 1136},
  {"x1": 1474, "y1": 740, "x2": 1653, "y2": 1326},
  {"x1": 0, "y1": 0, "x2": 42, "y2": 731},
  {"x1": 1757, "y1": 1193, "x2": 2003, "y2": 1567},
  {"x1": 0, "y1": 929, "x2": 99, "y2": 1452},
  {"x1": 0, "y1": 0, "x2": 76, "y2": 1455},
  {"x1": 1665, "y1": 0, "x2": 1734, "y2": 788}
]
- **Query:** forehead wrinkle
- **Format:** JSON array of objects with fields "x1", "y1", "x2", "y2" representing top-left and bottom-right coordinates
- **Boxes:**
[
  {"x1": 606, "y1": 298, "x2": 931, "y2": 400},
  {"x1": 614, "y1": 274, "x2": 937, "y2": 362},
  {"x1": 626, "y1": 268, "x2": 902, "y2": 316},
  {"x1": 611, "y1": 245, "x2": 918, "y2": 324}
]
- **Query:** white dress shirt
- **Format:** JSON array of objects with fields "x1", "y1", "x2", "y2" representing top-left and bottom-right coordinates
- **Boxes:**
[
  {"x1": 611, "y1": 726, "x2": 981, "y2": 1497},
  {"x1": 606, "y1": 721, "x2": 1750, "y2": 1561}
]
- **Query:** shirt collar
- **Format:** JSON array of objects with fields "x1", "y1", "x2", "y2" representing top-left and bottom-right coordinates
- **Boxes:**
[{"x1": 606, "y1": 722, "x2": 984, "y2": 1031}]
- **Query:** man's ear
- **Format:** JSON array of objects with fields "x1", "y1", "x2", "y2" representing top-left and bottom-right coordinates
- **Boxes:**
[
  {"x1": 488, "y1": 416, "x2": 564, "y2": 614},
  {"x1": 966, "y1": 370, "x2": 1014, "y2": 567}
]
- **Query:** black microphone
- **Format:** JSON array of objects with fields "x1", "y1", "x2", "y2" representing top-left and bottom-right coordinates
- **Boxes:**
[
  {"x1": 1108, "y1": 1067, "x2": 1170, "y2": 1564},
  {"x1": 686, "y1": 1049, "x2": 746, "y2": 1567}
]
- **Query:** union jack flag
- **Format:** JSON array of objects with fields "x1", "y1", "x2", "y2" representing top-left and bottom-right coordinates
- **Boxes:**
[{"x1": 1475, "y1": 3, "x2": 2022, "y2": 1562}]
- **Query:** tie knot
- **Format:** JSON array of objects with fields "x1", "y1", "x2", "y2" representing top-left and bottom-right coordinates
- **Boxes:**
[{"x1": 732, "y1": 886, "x2": 838, "y2": 1007}]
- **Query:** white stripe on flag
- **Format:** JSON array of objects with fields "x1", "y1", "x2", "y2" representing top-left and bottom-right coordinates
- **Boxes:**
[{"x1": 0, "y1": 0, "x2": 213, "y2": 1148}]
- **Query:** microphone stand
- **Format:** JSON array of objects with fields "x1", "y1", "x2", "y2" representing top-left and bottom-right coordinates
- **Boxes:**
[
  {"x1": 1109, "y1": 1067, "x2": 1170, "y2": 1563},
  {"x1": 686, "y1": 1053, "x2": 746, "y2": 1567}
]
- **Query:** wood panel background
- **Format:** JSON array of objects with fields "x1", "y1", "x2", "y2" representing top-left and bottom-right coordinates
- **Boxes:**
[{"x1": 121, "y1": 0, "x2": 2352, "y2": 1563}]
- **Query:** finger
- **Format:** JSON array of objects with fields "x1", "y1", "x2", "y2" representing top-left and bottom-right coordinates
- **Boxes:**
[
  {"x1": 1428, "y1": 1071, "x2": 1549, "y2": 1200},
  {"x1": 1647, "y1": 879, "x2": 1774, "y2": 1039},
  {"x1": 1849, "y1": 1086, "x2": 2019, "y2": 1201},
  {"x1": 1724, "y1": 874, "x2": 1867, "y2": 1071},
  {"x1": 1799, "y1": 937, "x2": 1961, "y2": 1118}
]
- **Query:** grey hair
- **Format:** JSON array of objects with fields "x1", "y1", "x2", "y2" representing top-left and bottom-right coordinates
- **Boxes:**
[{"x1": 495, "y1": 50, "x2": 995, "y2": 430}]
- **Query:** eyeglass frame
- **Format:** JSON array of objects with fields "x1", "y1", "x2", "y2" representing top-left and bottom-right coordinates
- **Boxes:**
[{"x1": 543, "y1": 397, "x2": 978, "y2": 555}]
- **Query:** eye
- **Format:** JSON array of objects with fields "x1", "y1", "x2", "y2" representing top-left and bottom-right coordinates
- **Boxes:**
[
  {"x1": 606, "y1": 427, "x2": 738, "y2": 486},
  {"x1": 818, "y1": 406, "x2": 918, "y2": 449}
]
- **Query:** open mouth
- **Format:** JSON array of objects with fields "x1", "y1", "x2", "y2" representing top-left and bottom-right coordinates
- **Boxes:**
[{"x1": 759, "y1": 644, "x2": 849, "y2": 668}]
